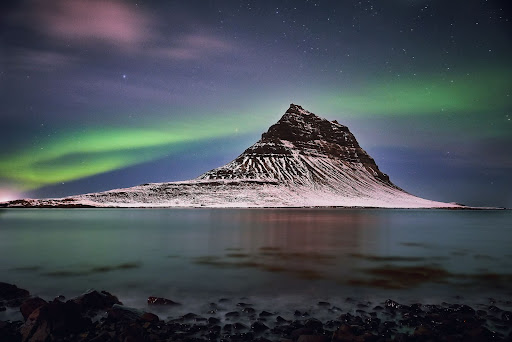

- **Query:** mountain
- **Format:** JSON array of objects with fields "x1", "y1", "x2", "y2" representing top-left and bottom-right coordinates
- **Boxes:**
[{"x1": 2, "y1": 104, "x2": 461, "y2": 208}]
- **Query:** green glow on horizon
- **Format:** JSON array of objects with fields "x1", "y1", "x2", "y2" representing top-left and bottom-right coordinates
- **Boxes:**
[
  {"x1": 0, "y1": 111, "x2": 269, "y2": 191},
  {"x1": 327, "y1": 68, "x2": 512, "y2": 116}
]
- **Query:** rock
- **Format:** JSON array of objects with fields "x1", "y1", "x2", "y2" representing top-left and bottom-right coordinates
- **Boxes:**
[
  {"x1": 20, "y1": 297, "x2": 48, "y2": 320},
  {"x1": 237, "y1": 302, "x2": 253, "y2": 307},
  {"x1": 0, "y1": 320, "x2": 22, "y2": 342},
  {"x1": 276, "y1": 315, "x2": 289, "y2": 323},
  {"x1": 332, "y1": 324, "x2": 369, "y2": 342},
  {"x1": 384, "y1": 299, "x2": 401, "y2": 310},
  {"x1": 242, "y1": 307, "x2": 255, "y2": 314},
  {"x1": 318, "y1": 301, "x2": 330, "y2": 307},
  {"x1": 208, "y1": 317, "x2": 220, "y2": 324},
  {"x1": 107, "y1": 304, "x2": 145, "y2": 322},
  {"x1": 73, "y1": 290, "x2": 121, "y2": 314},
  {"x1": 140, "y1": 312, "x2": 159, "y2": 322},
  {"x1": 304, "y1": 318, "x2": 323, "y2": 330},
  {"x1": 292, "y1": 327, "x2": 314, "y2": 340},
  {"x1": 297, "y1": 336, "x2": 330, "y2": 342},
  {"x1": 226, "y1": 311, "x2": 240, "y2": 318},
  {"x1": 0, "y1": 282, "x2": 30, "y2": 307},
  {"x1": 251, "y1": 321, "x2": 269, "y2": 332},
  {"x1": 502, "y1": 311, "x2": 512, "y2": 322},
  {"x1": 233, "y1": 322, "x2": 248, "y2": 330},
  {"x1": 147, "y1": 296, "x2": 180, "y2": 306},
  {"x1": 0, "y1": 306, "x2": 6, "y2": 312},
  {"x1": 21, "y1": 300, "x2": 91, "y2": 342},
  {"x1": 259, "y1": 310, "x2": 273, "y2": 317}
]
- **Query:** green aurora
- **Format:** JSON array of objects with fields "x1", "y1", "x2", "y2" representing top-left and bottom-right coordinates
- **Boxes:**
[
  {"x1": 1, "y1": 69, "x2": 510, "y2": 191},
  {"x1": 327, "y1": 68, "x2": 512, "y2": 117}
]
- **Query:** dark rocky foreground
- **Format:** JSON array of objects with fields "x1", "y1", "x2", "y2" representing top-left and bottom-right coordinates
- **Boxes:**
[{"x1": 1, "y1": 282, "x2": 512, "y2": 342}]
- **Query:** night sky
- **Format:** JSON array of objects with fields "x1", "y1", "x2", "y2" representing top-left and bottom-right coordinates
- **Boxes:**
[{"x1": 1, "y1": 0, "x2": 511, "y2": 207}]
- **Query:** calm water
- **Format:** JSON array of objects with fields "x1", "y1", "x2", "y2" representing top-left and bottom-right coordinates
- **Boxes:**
[{"x1": 1, "y1": 208, "x2": 511, "y2": 319}]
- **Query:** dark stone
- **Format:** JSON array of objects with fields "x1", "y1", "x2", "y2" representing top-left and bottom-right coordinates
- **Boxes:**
[
  {"x1": 107, "y1": 304, "x2": 145, "y2": 322},
  {"x1": 236, "y1": 302, "x2": 252, "y2": 307},
  {"x1": 292, "y1": 327, "x2": 314, "y2": 340},
  {"x1": 55, "y1": 295, "x2": 65, "y2": 301},
  {"x1": 297, "y1": 335, "x2": 330, "y2": 342},
  {"x1": 223, "y1": 323, "x2": 233, "y2": 331},
  {"x1": 502, "y1": 311, "x2": 512, "y2": 322},
  {"x1": 0, "y1": 320, "x2": 22, "y2": 342},
  {"x1": 182, "y1": 312, "x2": 198, "y2": 320},
  {"x1": 21, "y1": 300, "x2": 92, "y2": 341},
  {"x1": 233, "y1": 322, "x2": 248, "y2": 330},
  {"x1": 259, "y1": 310, "x2": 273, "y2": 317},
  {"x1": 147, "y1": 296, "x2": 180, "y2": 306},
  {"x1": 0, "y1": 306, "x2": 6, "y2": 312},
  {"x1": 242, "y1": 307, "x2": 255, "y2": 313},
  {"x1": 318, "y1": 301, "x2": 330, "y2": 307},
  {"x1": 208, "y1": 317, "x2": 220, "y2": 324},
  {"x1": 141, "y1": 312, "x2": 159, "y2": 322},
  {"x1": 20, "y1": 297, "x2": 48, "y2": 320},
  {"x1": 0, "y1": 282, "x2": 29, "y2": 307},
  {"x1": 384, "y1": 299, "x2": 401, "y2": 310},
  {"x1": 488, "y1": 305, "x2": 503, "y2": 313},
  {"x1": 277, "y1": 315, "x2": 289, "y2": 323},
  {"x1": 225, "y1": 311, "x2": 240, "y2": 318},
  {"x1": 251, "y1": 321, "x2": 269, "y2": 332},
  {"x1": 73, "y1": 290, "x2": 121, "y2": 314},
  {"x1": 304, "y1": 318, "x2": 323, "y2": 331}
]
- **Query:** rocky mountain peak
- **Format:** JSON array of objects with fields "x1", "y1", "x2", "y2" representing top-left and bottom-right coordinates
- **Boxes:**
[{"x1": 199, "y1": 104, "x2": 393, "y2": 186}]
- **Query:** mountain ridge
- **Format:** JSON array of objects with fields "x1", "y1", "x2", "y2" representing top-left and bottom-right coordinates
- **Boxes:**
[{"x1": 1, "y1": 104, "x2": 463, "y2": 208}]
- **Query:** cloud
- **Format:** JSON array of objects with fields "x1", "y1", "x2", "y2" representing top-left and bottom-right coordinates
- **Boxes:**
[
  {"x1": 32, "y1": 0, "x2": 152, "y2": 49},
  {"x1": 154, "y1": 33, "x2": 234, "y2": 60}
]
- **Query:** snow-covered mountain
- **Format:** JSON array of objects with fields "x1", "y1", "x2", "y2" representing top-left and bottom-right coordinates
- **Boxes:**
[{"x1": 2, "y1": 104, "x2": 462, "y2": 208}]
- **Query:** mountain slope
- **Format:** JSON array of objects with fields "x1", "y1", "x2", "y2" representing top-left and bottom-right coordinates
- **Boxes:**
[{"x1": 2, "y1": 104, "x2": 461, "y2": 208}]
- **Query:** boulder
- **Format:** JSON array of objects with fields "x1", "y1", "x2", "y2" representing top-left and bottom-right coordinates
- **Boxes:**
[
  {"x1": 72, "y1": 290, "x2": 121, "y2": 314},
  {"x1": 20, "y1": 297, "x2": 48, "y2": 320},
  {"x1": 21, "y1": 300, "x2": 91, "y2": 342},
  {"x1": 147, "y1": 296, "x2": 180, "y2": 306},
  {"x1": 0, "y1": 282, "x2": 30, "y2": 307}
]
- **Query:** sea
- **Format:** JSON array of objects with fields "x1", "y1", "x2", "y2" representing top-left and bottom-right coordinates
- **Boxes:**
[{"x1": 1, "y1": 208, "x2": 511, "y2": 320}]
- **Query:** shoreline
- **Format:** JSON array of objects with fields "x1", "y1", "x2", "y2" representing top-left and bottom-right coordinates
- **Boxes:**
[{"x1": 1, "y1": 282, "x2": 511, "y2": 341}]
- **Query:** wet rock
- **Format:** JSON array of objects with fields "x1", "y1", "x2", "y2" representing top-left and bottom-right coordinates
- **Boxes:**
[
  {"x1": 223, "y1": 323, "x2": 233, "y2": 331},
  {"x1": 297, "y1": 335, "x2": 330, "y2": 342},
  {"x1": 292, "y1": 327, "x2": 314, "y2": 340},
  {"x1": 225, "y1": 311, "x2": 240, "y2": 318},
  {"x1": 502, "y1": 311, "x2": 512, "y2": 322},
  {"x1": 208, "y1": 317, "x2": 220, "y2": 324},
  {"x1": 488, "y1": 305, "x2": 503, "y2": 313},
  {"x1": 251, "y1": 321, "x2": 269, "y2": 332},
  {"x1": 0, "y1": 320, "x2": 22, "y2": 342},
  {"x1": 237, "y1": 302, "x2": 252, "y2": 307},
  {"x1": 147, "y1": 296, "x2": 180, "y2": 306},
  {"x1": 140, "y1": 312, "x2": 159, "y2": 322},
  {"x1": 21, "y1": 300, "x2": 91, "y2": 342},
  {"x1": 318, "y1": 301, "x2": 330, "y2": 307},
  {"x1": 182, "y1": 312, "x2": 198, "y2": 320},
  {"x1": 384, "y1": 299, "x2": 401, "y2": 310},
  {"x1": 332, "y1": 324, "x2": 363, "y2": 342},
  {"x1": 276, "y1": 315, "x2": 289, "y2": 323},
  {"x1": 20, "y1": 297, "x2": 48, "y2": 320},
  {"x1": 0, "y1": 282, "x2": 30, "y2": 307},
  {"x1": 54, "y1": 295, "x2": 65, "y2": 302},
  {"x1": 373, "y1": 305, "x2": 383, "y2": 311},
  {"x1": 107, "y1": 304, "x2": 145, "y2": 322},
  {"x1": 242, "y1": 307, "x2": 255, "y2": 314},
  {"x1": 304, "y1": 318, "x2": 323, "y2": 331},
  {"x1": 73, "y1": 290, "x2": 121, "y2": 314},
  {"x1": 233, "y1": 322, "x2": 248, "y2": 330},
  {"x1": 0, "y1": 306, "x2": 6, "y2": 312},
  {"x1": 259, "y1": 310, "x2": 273, "y2": 317}
]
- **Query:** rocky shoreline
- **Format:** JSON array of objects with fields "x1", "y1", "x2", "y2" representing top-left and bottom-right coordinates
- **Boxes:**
[{"x1": 1, "y1": 282, "x2": 511, "y2": 342}]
